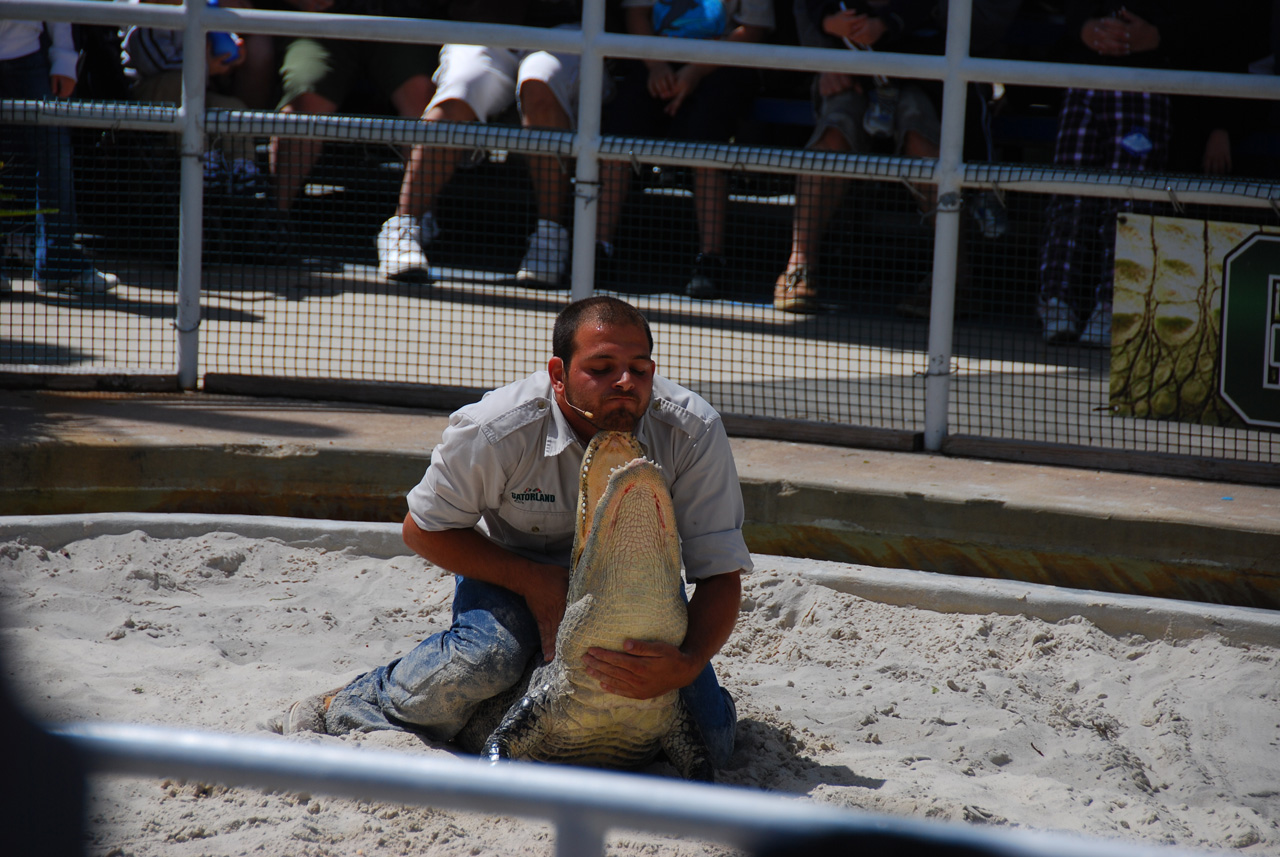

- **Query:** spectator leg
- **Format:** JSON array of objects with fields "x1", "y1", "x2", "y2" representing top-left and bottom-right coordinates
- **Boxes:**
[
  {"x1": 903, "y1": 129, "x2": 940, "y2": 222},
  {"x1": 230, "y1": 33, "x2": 280, "y2": 111},
  {"x1": 270, "y1": 91, "x2": 336, "y2": 212},
  {"x1": 785, "y1": 126, "x2": 849, "y2": 273},
  {"x1": 395, "y1": 99, "x2": 475, "y2": 219},
  {"x1": 596, "y1": 159, "x2": 632, "y2": 247},
  {"x1": 1038, "y1": 89, "x2": 1104, "y2": 307},
  {"x1": 519, "y1": 79, "x2": 572, "y2": 225},
  {"x1": 693, "y1": 167, "x2": 728, "y2": 257},
  {"x1": 389, "y1": 72, "x2": 435, "y2": 164}
]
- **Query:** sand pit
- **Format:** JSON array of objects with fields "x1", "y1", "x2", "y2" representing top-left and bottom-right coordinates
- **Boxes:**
[{"x1": 1, "y1": 516, "x2": 1277, "y2": 856}]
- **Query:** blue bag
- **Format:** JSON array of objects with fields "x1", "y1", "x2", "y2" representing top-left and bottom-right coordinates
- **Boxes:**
[{"x1": 652, "y1": 0, "x2": 727, "y2": 39}]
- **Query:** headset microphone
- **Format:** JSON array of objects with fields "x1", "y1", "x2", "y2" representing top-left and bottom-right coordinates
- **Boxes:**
[{"x1": 564, "y1": 400, "x2": 595, "y2": 420}]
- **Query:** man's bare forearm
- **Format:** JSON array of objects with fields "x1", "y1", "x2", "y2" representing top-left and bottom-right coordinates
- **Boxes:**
[{"x1": 681, "y1": 570, "x2": 742, "y2": 668}]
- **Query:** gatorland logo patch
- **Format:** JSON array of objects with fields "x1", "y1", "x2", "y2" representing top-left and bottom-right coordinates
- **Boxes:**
[{"x1": 511, "y1": 487, "x2": 557, "y2": 504}]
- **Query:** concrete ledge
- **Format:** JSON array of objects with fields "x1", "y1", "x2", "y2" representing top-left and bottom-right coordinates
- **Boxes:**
[
  {"x1": 732, "y1": 439, "x2": 1280, "y2": 611},
  {"x1": 766, "y1": 556, "x2": 1280, "y2": 651},
  {"x1": 4, "y1": 392, "x2": 1278, "y2": 611},
  {"x1": 0, "y1": 512, "x2": 409, "y2": 559}
]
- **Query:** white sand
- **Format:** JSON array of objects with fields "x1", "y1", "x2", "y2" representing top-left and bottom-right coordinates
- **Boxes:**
[{"x1": 2, "y1": 525, "x2": 1278, "y2": 856}]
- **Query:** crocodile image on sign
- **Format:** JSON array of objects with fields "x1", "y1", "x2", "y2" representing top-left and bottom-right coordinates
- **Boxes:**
[
  {"x1": 453, "y1": 431, "x2": 714, "y2": 781},
  {"x1": 1110, "y1": 214, "x2": 1280, "y2": 426}
]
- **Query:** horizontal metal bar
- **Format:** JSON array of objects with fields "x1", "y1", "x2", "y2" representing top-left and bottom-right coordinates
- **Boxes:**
[
  {"x1": 57, "y1": 721, "x2": 1200, "y2": 857},
  {"x1": 4, "y1": 0, "x2": 191, "y2": 30},
  {"x1": 596, "y1": 32, "x2": 951, "y2": 82},
  {"x1": 0, "y1": 99, "x2": 181, "y2": 132},
  {"x1": 206, "y1": 110, "x2": 576, "y2": 155},
  {"x1": 11, "y1": 0, "x2": 1280, "y2": 101},
  {"x1": 960, "y1": 57, "x2": 1280, "y2": 101},
  {"x1": 6, "y1": 99, "x2": 1279, "y2": 206},
  {"x1": 5, "y1": 1, "x2": 585, "y2": 55},
  {"x1": 597, "y1": 136, "x2": 936, "y2": 181},
  {"x1": 965, "y1": 163, "x2": 1280, "y2": 208},
  {"x1": 6, "y1": 101, "x2": 1278, "y2": 207},
  {"x1": 199, "y1": 11, "x2": 587, "y2": 55}
]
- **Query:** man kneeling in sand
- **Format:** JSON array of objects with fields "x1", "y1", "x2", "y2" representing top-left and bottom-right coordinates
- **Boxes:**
[{"x1": 280, "y1": 296, "x2": 749, "y2": 768}]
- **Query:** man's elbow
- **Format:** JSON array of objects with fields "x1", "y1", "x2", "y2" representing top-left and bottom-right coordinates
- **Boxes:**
[
  {"x1": 402, "y1": 512, "x2": 432, "y2": 556},
  {"x1": 700, "y1": 569, "x2": 742, "y2": 603}
]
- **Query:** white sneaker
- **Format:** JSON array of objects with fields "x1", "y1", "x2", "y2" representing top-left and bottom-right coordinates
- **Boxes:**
[
  {"x1": 36, "y1": 267, "x2": 118, "y2": 295},
  {"x1": 1079, "y1": 303, "x2": 1112, "y2": 348},
  {"x1": 515, "y1": 219, "x2": 569, "y2": 288},
  {"x1": 1039, "y1": 296, "x2": 1078, "y2": 344},
  {"x1": 377, "y1": 213, "x2": 431, "y2": 282}
]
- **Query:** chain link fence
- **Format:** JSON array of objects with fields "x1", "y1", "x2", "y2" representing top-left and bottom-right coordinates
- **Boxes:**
[{"x1": 3, "y1": 1, "x2": 1279, "y2": 481}]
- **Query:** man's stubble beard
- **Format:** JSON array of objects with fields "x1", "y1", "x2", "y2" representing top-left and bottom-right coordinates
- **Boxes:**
[{"x1": 563, "y1": 380, "x2": 647, "y2": 433}]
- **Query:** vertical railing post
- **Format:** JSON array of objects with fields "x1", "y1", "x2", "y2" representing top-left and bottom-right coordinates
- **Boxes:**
[
  {"x1": 176, "y1": 0, "x2": 206, "y2": 390},
  {"x1": 569, "y1": 0, "x2": 607, "y2": 301},
  {"x1": 922, "y1": 0, "x2": 972, "y2": 451}
]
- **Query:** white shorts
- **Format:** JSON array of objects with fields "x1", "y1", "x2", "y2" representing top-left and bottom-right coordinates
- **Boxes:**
[{"x1": 428, "y1": 26, "x2": 581, "y2": 124}]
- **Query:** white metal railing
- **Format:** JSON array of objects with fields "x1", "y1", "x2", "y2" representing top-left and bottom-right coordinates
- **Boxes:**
[
  {"x1": 5, "y1": 0, "x2": 1280, "y2": 445},
  {"x1": 57, "y1": 721, "x2": 1207, "y2": 857}
]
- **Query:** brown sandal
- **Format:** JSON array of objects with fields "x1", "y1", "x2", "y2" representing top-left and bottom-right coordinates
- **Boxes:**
[{"x1": 773, "y1": 266, "x2": 820, "y2": 314}]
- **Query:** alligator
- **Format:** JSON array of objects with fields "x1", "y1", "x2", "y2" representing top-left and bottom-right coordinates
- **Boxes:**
[{"x1": 454, "y1": 431, "x2": 714, "y2": 781}]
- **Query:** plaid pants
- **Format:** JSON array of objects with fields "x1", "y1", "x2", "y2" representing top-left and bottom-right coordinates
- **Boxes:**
[{"x1": 1038, "y1": 88, "x2": 1171, "y2": 308}]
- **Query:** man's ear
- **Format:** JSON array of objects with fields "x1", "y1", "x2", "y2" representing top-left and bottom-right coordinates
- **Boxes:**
[{"x1": 548, "y1": 356, "x2": 565, "y2": 390}]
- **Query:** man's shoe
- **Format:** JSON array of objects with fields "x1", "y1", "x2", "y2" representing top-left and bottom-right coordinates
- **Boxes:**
[
  {"x1": 377, "y1": 213, "x2": 432, "y2": 283},
  {"x1": 36, "y1": 267, "x2": 118, "y2": 295},
  {"x1": 685, "y1": 253, "x2": 726, "y2": 299},
  {"x1": 229, "y1": 159, "x2": 267, "y2": 201},
  {"x1": 259, "y1": 212, "x2": 344, "y2": 272},
  {"x1": 1039, "y1": 296, "x2": 1078, "y2": 344},
  {"x1": 594, "y1": 240, "x2": 617, "y2": 287},
  {"x1": 896, "y1": 276, "x2": 975, "y2": 321},
  {"x1": 774, "y1": 265, "x2": 820, "y2": 314},
  {"x1": 515, "y1": 219, "x2": 569, "y2": 288},
  {"x1": 1079, "y1": 302, "x2": 1112, "y2": 348},
  {"x1": 277, "y1": 686, "x2": 346, "y2": 735},
  {"x1": 969, "y1": 190, "x2": 1008, "y2": 240},
  {"x1": 895, "y1": 280, "x2": 931, "y2": 319}
]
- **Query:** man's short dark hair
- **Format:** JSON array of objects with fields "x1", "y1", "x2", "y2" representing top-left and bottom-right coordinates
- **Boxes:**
[{"x1": 553, "y1": 297, "x2": 653, "y2": 365}]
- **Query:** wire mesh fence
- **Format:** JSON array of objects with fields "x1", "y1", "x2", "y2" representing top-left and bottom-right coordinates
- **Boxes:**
[{"x1": 3, "y1": 1, "x2": 1279, "y2": 479}]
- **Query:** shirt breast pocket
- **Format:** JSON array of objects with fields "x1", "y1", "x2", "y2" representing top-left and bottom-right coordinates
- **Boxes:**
[{"x1": 499, "y1": 499, "x2": 576, "y2": 548}]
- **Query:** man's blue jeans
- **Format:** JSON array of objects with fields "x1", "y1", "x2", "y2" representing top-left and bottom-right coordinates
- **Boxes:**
[
  {"x1": 326, "y1": 575, "x2": 738, "y2": 768},
  {"x1": 0, "y1": 49, "x2": 89, "y2": 282}
]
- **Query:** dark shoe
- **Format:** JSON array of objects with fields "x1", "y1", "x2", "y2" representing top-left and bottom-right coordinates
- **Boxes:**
[
  {"x1": 686, "y1": 253, "x2": 726, "y2": 299},
  {"x1": 773, "y1": 265, "x2": 819, "y2": 313},
  {"x1": 1039, "y1": 297, "x2": 1079, "y2": 344},
  {"x1": 895, "y1": 281, "x2": 931, "y2": 320},
  {"x1": 896, "y1": 274, "x2": 977, "y2": 321},
  {"x1": 594, "y1": 241, "x2": 617, "y2": 287},
  {"x1": 1078, "y1": 301, "x2": 1112, "y2": 348},
  {"x1": 259, "y1": 212, "x2": 344, "y2": 273}
]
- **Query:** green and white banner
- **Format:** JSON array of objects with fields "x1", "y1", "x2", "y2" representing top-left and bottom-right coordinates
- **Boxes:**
[{"x1": 1110, "y1": 214, "x2": 1280, "y2": 430}]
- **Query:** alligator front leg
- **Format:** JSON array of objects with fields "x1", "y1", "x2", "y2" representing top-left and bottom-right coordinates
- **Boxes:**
[{"x1": 483, "y1": 681, "x2": 555, "y2": 764}]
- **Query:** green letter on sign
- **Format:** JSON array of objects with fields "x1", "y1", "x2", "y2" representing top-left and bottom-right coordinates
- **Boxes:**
[{"x1": 1221, "y1": 233, "x2": 1280, "y2": 429}]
